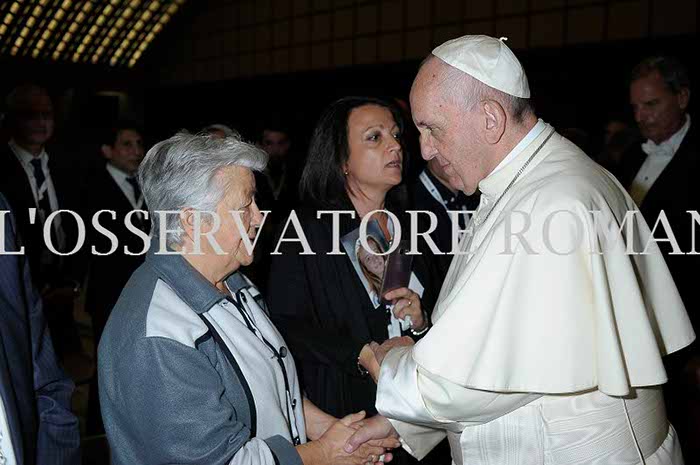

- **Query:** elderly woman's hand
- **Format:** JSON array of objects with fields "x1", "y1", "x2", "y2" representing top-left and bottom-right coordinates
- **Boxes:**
[
  {"x1": 383, "y1": 287, "x2": 427, "y2": 332},
  {"x1": 297, "y1": 411, "x2": 397, "y2": 465}
]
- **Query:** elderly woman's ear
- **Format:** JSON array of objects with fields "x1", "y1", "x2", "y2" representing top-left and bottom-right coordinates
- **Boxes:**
[{"x1": 178, "y1": 208, "x2": 220, "y2": 248}]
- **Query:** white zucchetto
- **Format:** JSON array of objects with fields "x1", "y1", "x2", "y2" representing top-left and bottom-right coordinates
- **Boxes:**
[{"x1": 432, "y1": 35, "x2": 531, "y2": 98}]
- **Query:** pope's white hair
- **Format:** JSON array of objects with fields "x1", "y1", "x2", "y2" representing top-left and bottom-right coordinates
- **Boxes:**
[{"x1": 138, "y1": 132, "x2": 268, "y2": 248}]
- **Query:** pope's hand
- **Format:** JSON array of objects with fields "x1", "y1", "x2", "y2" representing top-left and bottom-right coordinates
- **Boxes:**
[
  {"x1": 374, "y1": 336, "x2": 414, "y2": 367},
  {"x1": 310, "y1": 411, "x2": 395, "y2": 465},
  {"x1": 344, "y1": 415, "x2": 399, "y2": 455},
  {"x1": 359, "y1": 337, "x2": 414, "y2": 383}
]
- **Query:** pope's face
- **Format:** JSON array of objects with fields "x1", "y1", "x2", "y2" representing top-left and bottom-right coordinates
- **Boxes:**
[
  {"x1": 630, "y1": 71, "x2": 688, "y2": 145},
  {"x1": 410, "y1": 59, "x2": 482, "y2": 195}
]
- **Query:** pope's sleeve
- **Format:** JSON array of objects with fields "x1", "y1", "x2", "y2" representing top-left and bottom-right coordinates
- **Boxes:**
[{"x1": 376, "y1": 346, "x2": 540, "y2": 459}]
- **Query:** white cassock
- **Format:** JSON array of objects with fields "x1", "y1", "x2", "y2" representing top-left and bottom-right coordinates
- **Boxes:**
[{"x1": 376, "y1": 121, "x2": 696, "y2": 465}]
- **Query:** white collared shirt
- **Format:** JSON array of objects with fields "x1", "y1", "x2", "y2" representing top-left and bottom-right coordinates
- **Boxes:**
[
  {"x1": 9, "y1": 139, "x2": 59, "y2": 214},
  {"x1": 106, "y1": 163, "x2": 143, "y2": 209},
  {"x1": 0, "y1": 396, "x2": 17, "y2": 465},
  {"x1": 630, "y1": 115, "x2": 691, "y2": 206}
]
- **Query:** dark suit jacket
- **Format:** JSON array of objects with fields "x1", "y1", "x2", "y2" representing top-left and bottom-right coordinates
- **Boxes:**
[
  {"x1": 0, "y1": 144, "x2": 82, "y2": 289},
  {"x1": 410, "y1": 172, "x2": 481, "y2": 284},
  {"x1": 0, "y1": 194, "x2": 80, "y2": 465},
  {"x1": 620, "y1": 125, "x2": 699, "y2": 336},
  {"x1": 80, "y1": 164, "x2": 150, "y2": 331}
]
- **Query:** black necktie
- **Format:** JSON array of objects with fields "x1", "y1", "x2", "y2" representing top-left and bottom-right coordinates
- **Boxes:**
[
  {"x1": 126, "y1": 176, "x2": 142, "y2": 203},
  {"x1": 126, "y1": 176, "x2": 147, "y2": 230},
  {"x1": 29, "y1": 158, "x2": 52, "y2": 219}
]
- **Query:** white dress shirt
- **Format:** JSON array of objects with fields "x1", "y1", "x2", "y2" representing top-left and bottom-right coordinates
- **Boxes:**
[
  {"x1": 9, "y1": 139, "x2": 64, "y2": 249},
  {"x1": 106, "y1": 163, "x2": 144, "y2": 209},
  {"x1": 0, "y1": 396, "x2": 17, "y2": 465},
  {"x1": 9, "y1": 139, "x2": 60, "y2": 214},
  {"x1": 630, "y1": 115, "x2": 691, "y2": 206}
]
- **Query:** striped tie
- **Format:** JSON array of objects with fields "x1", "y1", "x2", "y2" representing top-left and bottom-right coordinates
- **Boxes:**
[{"x1": 30, "y1": 158, "x2": 52, "y2": 221}]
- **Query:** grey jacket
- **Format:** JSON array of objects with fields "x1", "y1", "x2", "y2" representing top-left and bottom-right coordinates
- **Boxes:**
[{"x1": 98, "y1": 245, "x2": 303, "y2": 465}]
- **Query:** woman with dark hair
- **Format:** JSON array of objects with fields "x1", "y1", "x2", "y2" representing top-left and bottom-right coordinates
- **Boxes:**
[{"x1": 267, "y1": 97, "x2": 445, "y2": 464}]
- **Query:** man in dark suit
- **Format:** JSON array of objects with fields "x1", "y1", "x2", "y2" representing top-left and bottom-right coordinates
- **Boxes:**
[
  {"x1": 1, "y1": 193, "x2": 80, "y2": 465},
  {"x1": 81, "y1": 121, "x2": 150, "y2": 434},
  {"x1": 622, "y1": 56, "x2": 698, "y2": 462},
  {"x1": 0, "y1": 84, "x2": 83, "y2": 360},
  {"x1": 410, "y1": 158, "x2": 480, "y2": 283}
]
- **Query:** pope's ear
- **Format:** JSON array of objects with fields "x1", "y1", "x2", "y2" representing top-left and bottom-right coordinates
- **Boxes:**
[{"x1": 482, "y1": 100, "x2": 506, "y2": 144}]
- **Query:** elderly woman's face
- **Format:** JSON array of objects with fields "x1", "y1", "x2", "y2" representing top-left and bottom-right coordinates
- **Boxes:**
[
  {"x1": 345, "y1": 105, "x2": 402, "y2": 193},
  {"x1": 212, "y1": 166, "x2": 263, "y2": 271}
]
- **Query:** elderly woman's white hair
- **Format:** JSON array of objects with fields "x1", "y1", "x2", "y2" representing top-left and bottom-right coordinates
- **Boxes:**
[{"x1": 138, "y1": 132, "x2": 267, "y2": 247}]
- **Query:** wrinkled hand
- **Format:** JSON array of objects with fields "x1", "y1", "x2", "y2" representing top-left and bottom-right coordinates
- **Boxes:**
[
  {"x1": 374, "y1": 337, "x2": 414, "y2": 367},
  {"x1": 359, "y1": 337, "x2": 414, "y2": 383},
  {"x1": 345, "y1": 415, "x2": 399, "y2": 456},
  {"x1": 315, "y1": 411, "x2": 393, "y2": 465},
  {"x1": 384, "y1": 287, "x2": 426, "y2": 331}
]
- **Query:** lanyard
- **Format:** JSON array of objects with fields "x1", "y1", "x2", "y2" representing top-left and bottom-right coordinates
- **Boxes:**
[
  {"x1": 220, "y1": 287, "x2": 302, "y2": 446},
  {"x1": 419, "y1": 171, "x2": 449, "y2": 210}
]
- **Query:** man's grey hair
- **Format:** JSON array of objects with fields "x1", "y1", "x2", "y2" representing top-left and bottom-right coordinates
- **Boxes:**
[
  {"x1": 138, "y1": 132, "x2": 268, "y2": 247},
  {"x1": 424, "y1": 55, "x2": 533, "y2": 123},
  {"x1": 630, "y1": 56, "x2": 690, "y2": 95}
]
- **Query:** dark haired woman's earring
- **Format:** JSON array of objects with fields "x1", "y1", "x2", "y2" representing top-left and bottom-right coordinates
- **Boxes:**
[{"x1": 344, "y1": 170, "x2": 349, "y2": 175}]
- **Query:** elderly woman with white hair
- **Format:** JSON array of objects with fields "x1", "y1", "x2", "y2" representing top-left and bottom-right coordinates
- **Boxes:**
[{"x1": 97, "y1": 133, "x2": 398, "y2": 465}]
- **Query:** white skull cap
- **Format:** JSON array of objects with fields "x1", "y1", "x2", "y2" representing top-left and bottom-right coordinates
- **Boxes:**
[{"x1": 431, "y1": 35, "x2": 530, "y2": 98}]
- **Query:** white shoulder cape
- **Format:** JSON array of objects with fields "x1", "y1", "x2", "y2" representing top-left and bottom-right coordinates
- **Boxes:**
[{"x1": 413, "y1": 126, "x2": 696, "y2": 396}]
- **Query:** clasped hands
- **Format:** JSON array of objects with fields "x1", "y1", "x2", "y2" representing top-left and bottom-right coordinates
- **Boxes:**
[
  {"x1": 305, "y1": 410, "x2": 398, "y2": 465},
  {"x1": 307, "y1": 336, "x2": 414, "y2": 464}
]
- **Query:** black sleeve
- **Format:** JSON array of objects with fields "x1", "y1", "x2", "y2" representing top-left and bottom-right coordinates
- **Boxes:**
[{"x1": 267, "y1": 241, "x2": 368, "y2": 377}]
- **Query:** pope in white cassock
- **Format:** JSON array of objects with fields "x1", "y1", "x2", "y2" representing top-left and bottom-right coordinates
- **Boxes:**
[{"x1": 346, "y1": 35, "x2": 697, "y2": 465}]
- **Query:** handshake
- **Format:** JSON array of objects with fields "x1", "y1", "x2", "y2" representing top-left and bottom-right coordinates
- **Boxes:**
[{"x1": 299, "y1": 411, "x2": 400, "y2": 465}]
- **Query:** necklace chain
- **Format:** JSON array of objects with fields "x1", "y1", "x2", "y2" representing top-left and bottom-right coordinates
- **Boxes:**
[{"x1": 472, "y1": 129, "x2": 555, "y2": 233}]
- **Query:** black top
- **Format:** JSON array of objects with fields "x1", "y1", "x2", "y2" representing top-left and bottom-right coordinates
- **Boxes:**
[
  {"x1": 266, "y1": 205, "x2": 440, "y2": 419},
  {"x1": 79, "y1": 163, "x2": 150, "y2": 322}
]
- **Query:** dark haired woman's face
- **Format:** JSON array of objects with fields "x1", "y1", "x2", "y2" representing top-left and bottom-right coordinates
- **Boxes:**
[{"x1": 345, "y1": 105, "x2": 402, "y2": 194}]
